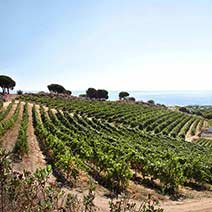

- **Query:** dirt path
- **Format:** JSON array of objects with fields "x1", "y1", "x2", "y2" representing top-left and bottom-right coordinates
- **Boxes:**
[
  {"x1": 0, "y1": 102, "x2": 8, "y2": 112},
  {"x1": 162, "y1": 198, "x2": 212, "y2": 212},
  {"x1": 0, "y1": 102, "x2": 24, "y2": 152},
  {"x1": 3, "y1": 101, "x2": 11, "y2": 109},
  {"x1": 82, "y1": 192, "x2": 212, "y2": 212},
  {"x1": 97, "y1": 198, "x2": 212, "y2": 212},
  {"x1": 66, "y1": 188, "x2": 212, "y2": 212},
  {"x1": 204, "y1": 120, "x2": 209, "y2": 128},
  {"x1": 13, "y1": 103, "x2": 47, "y2": 173},
  {"x1": 196, "y1": 121, "x2": 202, "y2": 136},
  {"x1": 185, "y1": 121, "x2": 196, "y2": 142}
]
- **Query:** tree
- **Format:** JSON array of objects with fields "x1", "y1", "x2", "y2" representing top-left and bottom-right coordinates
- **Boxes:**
[
  {"x1": 17, "y1": 90, "x2": 23, "y2": 95},
  {"x1": 65, "y1": 90, "x2": 72, "y2": 95},
  {"x1": 0, "y1": 75, "x2": 16, "y2": 94},
  {"x1": 179, "y1": 107, "x2": 190, "y2": 114},
  {"x1": 86, "y1": 88, "x2": 97, "y2": 99},
  {"x1": 147, "y1": 100, "x2": 155, "y2": 105},
  {"x1": 86, "y1": 88, "x2": 109, "y2": 100},
  {"x1": 119, "y1": 91, "x2": 129, "y2": 100},
  {"x1": 96, "y1": 89, "x2": 108, "y2": 100},
  {"x1": 47, "y1": 84, "x2": 66, "y2": 94}
]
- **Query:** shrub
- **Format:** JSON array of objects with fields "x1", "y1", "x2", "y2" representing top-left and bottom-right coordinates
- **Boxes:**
[
  {"x1": 119, "y1": 91, "x2": 129, "y2": 100},
  {"x1": 47, "y1": 84, "x2": 66, "y2": 94},
  {"x1": 127, "y1": 97, "x2": 136, "y2": 102},
  {"x1": 109, "y1": 194, "x2": 164, "y2": 212},
  {"x1": 179, "y1": 107, "x2": 190, "y2": 113},
  {"x1": 17, "y1": 90, "x2": 23, "y2": 95},
  {"x1": 86, "y1": 88, "x2": 97, "y2": 99},
  {"x1": 0, "y1": 149, "x2": 96, "y2": 212}
]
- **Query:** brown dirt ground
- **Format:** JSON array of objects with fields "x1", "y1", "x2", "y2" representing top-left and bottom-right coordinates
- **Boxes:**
[
  {"x1": 162, "y1": 198, "x2": 212, "y2": 212},
  {"x1": 185, "y1": 121, "x2": 196, "y2": 142}
]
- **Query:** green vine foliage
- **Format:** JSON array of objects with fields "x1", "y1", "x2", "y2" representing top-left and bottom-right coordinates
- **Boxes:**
[
  {"x1": 0, "y1": 148, "x2": 164, "y2": 212},
  {"x1": 13, "y1": 102, "x2": 29, "y2": 158}
]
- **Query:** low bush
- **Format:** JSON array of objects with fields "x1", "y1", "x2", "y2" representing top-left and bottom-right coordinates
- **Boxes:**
[{"x1": 0, "y1": 148, "x2": 164, "y2": 212}]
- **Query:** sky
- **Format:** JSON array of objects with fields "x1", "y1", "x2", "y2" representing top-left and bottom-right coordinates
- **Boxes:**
[{"x1": 0, "y1": 0, "x2": 212, "y2": 91}]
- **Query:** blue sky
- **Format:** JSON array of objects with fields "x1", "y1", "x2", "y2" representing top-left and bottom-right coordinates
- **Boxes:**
[{"x1": 1, "y1": 0, "x2": 212, "y2": 91}]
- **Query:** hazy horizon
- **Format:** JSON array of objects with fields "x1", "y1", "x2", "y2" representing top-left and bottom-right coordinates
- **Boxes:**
[{"x1": 1, "y1": 0, "x2": 212, "y2": 91}]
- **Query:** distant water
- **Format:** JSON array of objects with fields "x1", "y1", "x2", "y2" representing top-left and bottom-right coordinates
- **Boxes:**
[{"x1": 72, "y1": 90, "x2": 212, "y2": 106}]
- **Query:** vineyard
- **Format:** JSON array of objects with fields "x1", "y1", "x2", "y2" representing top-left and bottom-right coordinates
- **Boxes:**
[
  {"x1": 0, "y1": 94, "x2": 212, "y2": 198},
  {"x1": 196, "y1": 138, "x2": 212, "y2": 149}
]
